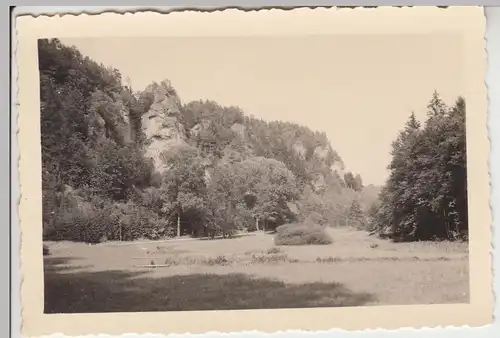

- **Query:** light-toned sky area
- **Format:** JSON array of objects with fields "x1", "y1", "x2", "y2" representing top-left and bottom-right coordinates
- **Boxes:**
[{"x1": 61, "y1": 35, "x2": 464, "y2": 185}]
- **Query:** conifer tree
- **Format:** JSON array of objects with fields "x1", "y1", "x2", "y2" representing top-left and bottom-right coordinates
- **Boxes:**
[
  {"x1": 370, "y1": 92, "x2": 468, "y2": 241},
  {"x1": 347, "y1": 200, "x2": 366, "y2": 229}
]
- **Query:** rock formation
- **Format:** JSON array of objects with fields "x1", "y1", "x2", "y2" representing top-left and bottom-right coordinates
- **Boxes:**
[
  {"x1": 292, "y1": 141, "x2": 307, "y2": 160},
  {"x1": 230, "y1": 122, "x2": 246, "y2": 138},
  {"x1": 141, "y1": 80, "x2": 187, "y2": 173}
]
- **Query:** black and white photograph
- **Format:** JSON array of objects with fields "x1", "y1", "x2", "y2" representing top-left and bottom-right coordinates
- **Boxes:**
[{"x1": 16, "y1": 6, "x2": 492, "y2": 336}]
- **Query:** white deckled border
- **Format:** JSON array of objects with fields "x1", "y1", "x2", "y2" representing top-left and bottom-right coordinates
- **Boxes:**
[{"x1": 13, "y1": 6, "x2": 492, "y2": 337}]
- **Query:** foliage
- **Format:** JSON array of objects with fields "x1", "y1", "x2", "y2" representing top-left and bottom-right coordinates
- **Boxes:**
[
  {"x1": 159, "y1": 145, "x2": 208, "y2": 236},
  {"x1": 85, "y1": 140, "x2": 154, "y2": 200},
  {"x1": 43, "y1": 191, "x2": 168, "y2": 243},
  {"x1": 40, "y1": 38, "x2": 158, "y2": 242},
  {"x1": 182, "y1": 100, "x2": 245, "y2": 130},
  {"x1": 207, "y1": 157, "x2": 300, "y2": 233},
  {"x1": 182, "y1": 100, "x2": 244, "y2": 158},
  {"x1": 39, "y1": 39, "x2": 381, "y2": 244},
  {"x1": 347, "y1": 200, "x2": 366, "y2": 229},
  {"x1": 344, "y1": 172, "x2": 363, "y2": 192},
  {"x1": 242, "y1": 118, "x2": 342, "y2": 186},
  {"x1": 370, "y1": 93, "x2": 468, "y2": 242},
  {"x1": 274, "y1": 223, "x2": 333, "y2": 246}
]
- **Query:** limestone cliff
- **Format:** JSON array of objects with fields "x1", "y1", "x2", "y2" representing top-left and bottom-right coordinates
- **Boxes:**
[
  {"x1": 292, "y1": 141, "x2": 307, "y2": 160},
  {"x1": 141, "y1": 80, "x2": 187, "y2": 173},
  {"x1": 309, "y1": 144, "x2": 345, "y2": 193},
  {"x1": 230, "y1": 122, "x2": 246, "y2": 138}
]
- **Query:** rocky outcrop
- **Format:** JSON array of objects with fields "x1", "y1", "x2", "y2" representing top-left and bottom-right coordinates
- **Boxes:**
[
  {"x1": 331, "y1": 161, "x2": 346, "y2": 177},
  {"x1": 86, "y1": 112, "x2": 106, "y2": 142},
  {"x1": 190, "y1": 119, "x2": 213, "y2": 138},
  {"x1": 292, "y1": 141, "x2": 307, "y2": 160},
  {"x1": 313, "y1": 145, "x2": 330, "y2": 161},
  {"x1": 141, "y1": 80, "x2": 187, "y2": 173},
  {"x1": 230, "y1": 123, "x2": 246, "y2": 138},
  {"x1": 312, "y1": 174, "x2": 327, "y2": 192},
  {"x1": 190, "y1": 123, "x2": 203, "y2": 138}
]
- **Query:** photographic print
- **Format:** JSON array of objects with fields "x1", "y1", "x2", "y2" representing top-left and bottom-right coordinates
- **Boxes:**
[{"x1": 16, "y1": 6, "x2": 492, "y2": 336}]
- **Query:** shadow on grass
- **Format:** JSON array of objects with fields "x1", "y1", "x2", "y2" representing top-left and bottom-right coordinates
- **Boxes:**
[
  {"x1": 195, "y1": 232, "x2": 256, "y2": 241},
  {"x1": 44, "y1": 260, "x2": 375, "y2": 313},
  {"x1": 43, "y1": 256, "x2": 86, "y2": 274}
]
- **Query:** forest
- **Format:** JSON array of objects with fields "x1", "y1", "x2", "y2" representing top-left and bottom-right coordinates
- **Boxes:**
[{"x1": 39, "y1": 38, "x2": 468, "y2": 244}]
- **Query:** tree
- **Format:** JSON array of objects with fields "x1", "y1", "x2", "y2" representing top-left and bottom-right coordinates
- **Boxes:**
[
  {"x1": 208, "y1": 157, "x2": 299, "y2": 233},
  {"x1": 344, "y1": 172, "x2": 363, "y2": 191},
  {"x1": 385, "y1": 111, "x2": 423, "y2": 239},
  {"x1": 205, "y1": 161, "x2": 243, "y2": 237},
  {"x1": 370, "y1": 93, "x2": 468, "y2": 242},
  {"x1": 237, "y1": 157, "x2": 300, "y2": 231},
  {"x1": 298, "y1": 186, "x2": 329, "y2": 226},
  {"x1": 354, "y1": 174, "x2": 364, "y2": 191},
  {"x1": 40, "y1": 38, "x2": 370, "y2": 244},
  {"x1": 83, "y1": 139, "x2": 155, "y2": 200},
  {"x1": 347, "y1": 200, "x2": 366, "y2": 229},
  {"x1": 409, "y1": 95, "x2": 467, "y2": 240},
  {"x1": 159, "y1": 145, "x2": 207, "y2": 237},
  {"x1": 39, "y1": 38, "x2": 159, "y2": 241},
  {"x1": 344, "y1": 172, "x2": 355, "y2": 189}
]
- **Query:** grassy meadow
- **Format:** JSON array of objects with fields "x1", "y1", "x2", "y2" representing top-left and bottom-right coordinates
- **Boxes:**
[{"x1": 44, "y1": 227, "x2": 469, "y2": 313}]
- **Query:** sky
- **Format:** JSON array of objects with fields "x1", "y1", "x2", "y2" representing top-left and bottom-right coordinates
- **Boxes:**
[{"x1": 61, "y1": 35, "x2": 464, "y2": 186}]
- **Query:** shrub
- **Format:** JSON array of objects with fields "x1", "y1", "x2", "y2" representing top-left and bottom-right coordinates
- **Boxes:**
[
  {"x1": 163, "y1": 255, "x2": 232, "y2": 266},
  {"x1": 112, "y1": 202, "x2": 170, "y2": 241},
  {"x1": 251, "y1": 253, "x2": 291, "y2": 264},
  {"x1": 207, "y1": 255, "x2": 230, "y2": 266},
  {"x1": 267, "y1": 247, "x2": 281, "y2": 254},
  {"x1": 274, "y1": 223, "x2": 333, "y2": 246},
  {"x1": 45, "y1": 196, "x2": 169, "y2": 243},
  {"x1": 43, "y1": 205, "x2": 105, "y2": 243}
]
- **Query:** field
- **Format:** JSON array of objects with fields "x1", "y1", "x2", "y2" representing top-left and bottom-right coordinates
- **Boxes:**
[{"x1": 44, "y1": 227, "x2": 469, "y2": 313}]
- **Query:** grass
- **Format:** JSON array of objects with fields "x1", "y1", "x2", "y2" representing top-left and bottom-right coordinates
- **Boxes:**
[
  {"x1": 44, "y1": 227, "x2": 469, "y2": 312},
  {"x1": 44, "y1": 258, "x2": 374, "y2": 313}
]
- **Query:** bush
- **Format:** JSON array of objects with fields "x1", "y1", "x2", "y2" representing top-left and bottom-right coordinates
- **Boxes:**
[
  {"x1": 274, "y1": 223, "x2": 333, "y2": 246},
  {"x1": 53, "y1": 207, "x2": 111, "y2": 244},
  {"x1": 115, "y1": 202, "x2": 171, "y2": 240},
  {"x1": 267, "y1": 247, "x2": 281, "y2": 254},
  {"x1": 44, "y1": 196, "x2": 170, "y2": 243}
]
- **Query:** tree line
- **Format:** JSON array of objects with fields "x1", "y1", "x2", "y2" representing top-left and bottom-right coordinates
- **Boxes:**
[
  {"x1": 368, "y1": 92, "x2": 468, "y2": 242},
  {"x1": 40, "y1": 38, "x2": 373, "y2": 243},
  {"x1": 40, "y1": 39, "x2": 467, "y2": 244}
]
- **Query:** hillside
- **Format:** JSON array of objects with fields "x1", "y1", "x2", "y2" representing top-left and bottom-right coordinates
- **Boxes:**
[{"x1": 40, "y1": 38, "x2": 374, "y2": 243}]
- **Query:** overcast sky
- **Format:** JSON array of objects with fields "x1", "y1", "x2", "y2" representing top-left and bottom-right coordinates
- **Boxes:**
[{"x1": 61, "y1": 35, "x2": 464, "y2": 186}]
